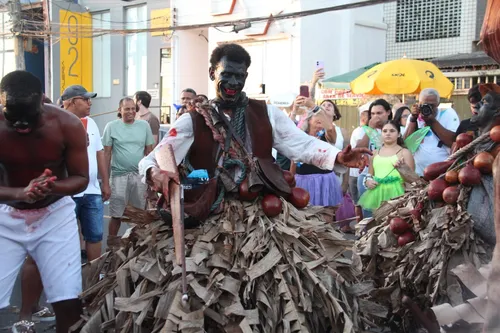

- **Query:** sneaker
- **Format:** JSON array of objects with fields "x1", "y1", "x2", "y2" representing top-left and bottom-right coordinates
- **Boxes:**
[
  {"x1": 31, "y1": 306, "x2": 55, "y2": 322},
  {"x1": 11, "y1": 321, "x2": 36, "y2": 333}
]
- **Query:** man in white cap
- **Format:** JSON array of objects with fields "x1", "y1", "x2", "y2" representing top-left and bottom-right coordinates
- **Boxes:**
[{"x1": 349, "y1": 102, "x2": 370, "y2": 204}]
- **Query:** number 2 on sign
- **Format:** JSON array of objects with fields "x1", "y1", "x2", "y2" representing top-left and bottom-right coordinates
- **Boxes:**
[{"x1": 68, "y1": 47, "x2": 78, "y2": 77}]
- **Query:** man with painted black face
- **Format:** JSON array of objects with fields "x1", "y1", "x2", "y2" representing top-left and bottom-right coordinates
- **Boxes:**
[
  {"x1": 404, "y1": 88, "x2": 460, "y2": 176},
  {"x1": 470, "y1": 84, "x2": 500, "y2": 135},
  {"x1": 0, "y1": 71, "x2": 89, "y2": 332},
  {"x1": 139, "y1": 43, "x2": 370, "y2": 204}
]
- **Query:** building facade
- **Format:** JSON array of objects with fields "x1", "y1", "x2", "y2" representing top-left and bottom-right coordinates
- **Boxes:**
[
  {"x1": 44, "y1": 0, "x2": 387, "y2": 130},
  {"x1": 384, "y1": 0, "x2": 487, "y2": 60},
  {"x1": 174, "y1": 0, "x2": 387, "y2": 100},
  {"x1": 48, "y1": 0, "x2": 172, "y2": 130}
]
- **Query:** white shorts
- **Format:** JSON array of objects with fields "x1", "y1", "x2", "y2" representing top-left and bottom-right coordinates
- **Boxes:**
[
  {"x1": 0, "y1": 196, "x2": 81, "y2": 308},
  {"x1": 109, "y1": 172, "x2": 147, "y2": 218}
]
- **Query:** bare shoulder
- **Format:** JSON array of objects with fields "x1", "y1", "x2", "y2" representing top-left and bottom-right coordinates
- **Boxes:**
[
  {"x1": 43, "y1": 104, "x2": 81, "y2": 126},
  {"x1": 42, "y1": 105, "x2": 86, "y2": 145},
  {"x1": 401, "y1": 148, "x2": 412, "y2": 156}
]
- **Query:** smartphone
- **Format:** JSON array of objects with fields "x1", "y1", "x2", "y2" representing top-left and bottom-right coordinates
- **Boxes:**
[
  {"x1": 299, "y1": 85, "x2": 309, "y2": 98},
  {"x1": 316, "y1": 60, "x2": 324, "y2": 71}
]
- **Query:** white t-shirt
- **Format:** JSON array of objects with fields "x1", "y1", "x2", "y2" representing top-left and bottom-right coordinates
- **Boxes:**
[
  {"x1": 406, "y1": 108, "x2": 460, "y2": 176},
  {"x1": 333, "y1": 125, "x2": 344, "y2": 151},
  {"x1": 74, "y1": 117, "x2": 104, "y2": 197},
  {"x1": 349, "y1": 126, "x2": 365, "y2": 177}
]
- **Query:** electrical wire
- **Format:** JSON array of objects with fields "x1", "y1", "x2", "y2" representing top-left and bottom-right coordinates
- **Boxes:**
[{"x1": 0, "y1": 0, "x2": 394, "y2": 39}]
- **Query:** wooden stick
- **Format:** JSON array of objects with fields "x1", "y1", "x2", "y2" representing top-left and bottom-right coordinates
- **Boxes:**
[
  {"x1": 330, "y1": 216, "x2": 359, "y2": 225},
  {"x1": 155, "y1": 144, "x2": 184, "y2": 266}
]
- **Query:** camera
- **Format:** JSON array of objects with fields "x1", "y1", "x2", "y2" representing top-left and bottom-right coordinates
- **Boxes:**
[{"x1": 420, "y1": 104, "x2": 434, "y2": 117}]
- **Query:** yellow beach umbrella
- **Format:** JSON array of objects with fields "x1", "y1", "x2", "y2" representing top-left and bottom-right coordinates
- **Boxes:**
[{"x1": 350, "y1": 58, "x2": 454, "y2": 98}]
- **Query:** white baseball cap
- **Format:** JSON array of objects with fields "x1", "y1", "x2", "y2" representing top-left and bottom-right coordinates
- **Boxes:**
[{"x1": 358, "y1": 101, "x2": 371, "y2": 115}]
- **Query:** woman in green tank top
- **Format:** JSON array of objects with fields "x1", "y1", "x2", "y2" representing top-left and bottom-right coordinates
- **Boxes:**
[{"x1": 358, "y1": 121, "x2": 415, "y2": 212}]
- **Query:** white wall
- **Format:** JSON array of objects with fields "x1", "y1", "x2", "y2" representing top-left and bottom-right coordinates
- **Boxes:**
[
  {"x1": 174, "y1": 29, "x2": 209, "y2": 103},
  {"x1": 175, "y1": 0, "x2": 303, "y2": 98},
  {"x1": 174, "y1": 0, "x2": 386, "y2": 99},
  {"x1": 350, "y1": 4, "x2": 386, "y2": 69},
  {"x1": 299, "y1": 0, "x2": 386, "y2": 83}
]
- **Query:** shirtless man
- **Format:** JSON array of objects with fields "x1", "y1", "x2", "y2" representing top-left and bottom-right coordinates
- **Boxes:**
[{"x1": 0, "y1": 71, "x2": 89, "y2": 333}]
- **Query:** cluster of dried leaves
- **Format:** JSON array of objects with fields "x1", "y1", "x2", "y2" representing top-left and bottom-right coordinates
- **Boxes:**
[
  {"x1": 75, "y1": 199, "x2": 372, "y2": 333},
  {"x1": 352, "y1": 179, "x2": 493, "y2": 332},
  {"x1": 431, "y1": 262, "x2": 490, "y2": 331}
]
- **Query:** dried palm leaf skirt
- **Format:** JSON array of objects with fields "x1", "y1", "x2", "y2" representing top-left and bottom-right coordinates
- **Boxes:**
[{"x1": 78, "y1": 199, "x2": 362, "y2": 333}]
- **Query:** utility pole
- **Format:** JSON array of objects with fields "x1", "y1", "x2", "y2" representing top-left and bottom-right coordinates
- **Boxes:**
[
  {"x1": 8, "y1": 0, "x2": 25, "y2": 70},
  {"x1": 43, "y1": 0, "x2": 52, "y2": 99}
]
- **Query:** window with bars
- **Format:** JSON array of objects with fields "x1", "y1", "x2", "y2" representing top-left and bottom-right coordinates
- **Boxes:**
[
  {"x1": 451, "y1": 75, "x2": 500, "y2": 91},
  {"x1": 395, "y1": 0, "x2": 462, "y2": 43}
]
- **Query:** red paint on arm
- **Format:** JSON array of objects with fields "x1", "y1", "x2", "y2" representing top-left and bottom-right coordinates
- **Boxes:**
[{"x1": 168, "y1": 128, "x2": 178, "y2": 137}]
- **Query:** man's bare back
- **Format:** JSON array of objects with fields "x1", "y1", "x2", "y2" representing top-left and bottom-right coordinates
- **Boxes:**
[{"x1": 0, "y1": 103, "x2": 89, "y2": 209}]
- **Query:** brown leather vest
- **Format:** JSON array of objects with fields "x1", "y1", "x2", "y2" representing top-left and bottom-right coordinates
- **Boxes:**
[
  {"x1": 187, "y1": 99, "x2": 272, "y2": 173},
  {"x1": 183, "y1": 99, "x2": 289, "y2": 221}
]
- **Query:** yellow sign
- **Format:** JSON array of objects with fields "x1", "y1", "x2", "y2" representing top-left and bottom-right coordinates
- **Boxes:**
[
  {"x1": 151, "y1": 8, "x2": 172, "y2": 37},
  {"x1": 59, "y1": 10, "x2": 92, "y2": 94},
  {"x1": 317, "y1": 88, "x2": 365, "y2": 106}
]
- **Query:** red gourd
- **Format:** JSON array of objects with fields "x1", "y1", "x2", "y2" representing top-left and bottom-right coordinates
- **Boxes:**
[
  {"x1": 389, "y1": 217, "x2": 410, "y2": 235},
  {"x1": 427, "y1": 179, "x2": 448, "y2": 201},
  {"x1": 287, "y1": 187, "x2": 310, "y2": 209},
  {"x1": 261, "y1": 194, "x2": 282, "y2": 217},
  {"x1": 442, "y1": 186, "x2": 460, "y2": 204},
  {"x1": 458, "y1": 164, "x2": 482, "y2": 186}
]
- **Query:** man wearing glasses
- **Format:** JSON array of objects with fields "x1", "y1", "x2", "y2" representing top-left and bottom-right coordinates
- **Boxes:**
[
  {"x1": 61, "y1": 85, "x2": 111, "y2": 262},
  {"x1": 404, "y1": 88, "x2": 460, "y2": 176}
]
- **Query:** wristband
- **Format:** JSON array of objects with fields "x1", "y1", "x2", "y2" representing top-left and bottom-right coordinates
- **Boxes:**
[
  {"x1": 410, "y1": 115, "x2": 418, "y2": 123},
  {"x1": 363, "y1": 174, "x2": 373, "y2": 188},
  {"x1": 311, "y1": 106, "x2": 320, "y2": 113}
]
